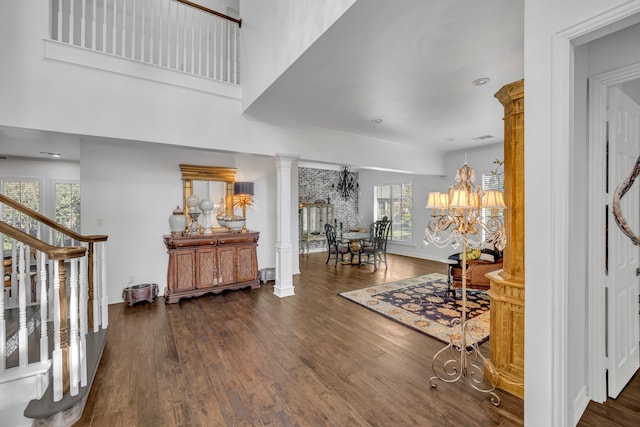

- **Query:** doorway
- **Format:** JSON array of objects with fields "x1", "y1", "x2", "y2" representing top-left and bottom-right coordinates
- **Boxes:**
[{"x1": 588, "y1": 67, "x2": 640, "y2": 403}]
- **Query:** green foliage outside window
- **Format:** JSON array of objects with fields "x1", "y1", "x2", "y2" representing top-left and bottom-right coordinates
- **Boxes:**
[{"x1": 373, "y1": 183, "x2": 413, "y2": 242}]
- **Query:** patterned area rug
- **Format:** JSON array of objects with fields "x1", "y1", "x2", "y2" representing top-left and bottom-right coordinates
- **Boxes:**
[{"x1": 339, "y1": 273, "x2": 490, "y2": 345}]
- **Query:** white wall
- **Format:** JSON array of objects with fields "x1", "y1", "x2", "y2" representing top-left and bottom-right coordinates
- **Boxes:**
[
  {"x1": 80, "y1": 139, "x2": 277, "y2": 304},
  {"x1": 240, "y1": 0, "x2": 357, "y2": 110},
  {"x1": 524, "y1": 1, "x2": 640, "y2": 426},
  {"x1": 358, "y1": 142, "x2": 503, "y2": 262},
  {"x1": 0, "y1": 1, "x2": 444, "y2": 176}
]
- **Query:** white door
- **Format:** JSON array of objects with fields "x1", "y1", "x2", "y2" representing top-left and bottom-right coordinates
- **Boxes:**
[{"x1": 607, "y1": 86, "x2": 640, "y2": 399}]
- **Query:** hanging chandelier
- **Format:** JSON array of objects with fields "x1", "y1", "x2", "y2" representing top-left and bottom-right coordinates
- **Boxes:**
[{"x1": 332, "y1": 166, "x2": 359, "y2": 200}]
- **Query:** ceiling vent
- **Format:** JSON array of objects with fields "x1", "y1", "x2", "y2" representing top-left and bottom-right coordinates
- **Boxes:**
[{"x1": 472, "y1": 135, "x2": 493, "y2": 141}]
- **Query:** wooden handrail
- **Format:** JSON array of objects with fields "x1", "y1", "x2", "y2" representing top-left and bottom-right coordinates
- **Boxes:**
[
  {"x1": 176, "y1": 0, "x2": 242, "y2": 27},
  {"x1": 0, "y1": 221, "x2": 86, "y2": 260},
  {"x1": 0, "y1": 193, "x2": 107, "y2": 243}
]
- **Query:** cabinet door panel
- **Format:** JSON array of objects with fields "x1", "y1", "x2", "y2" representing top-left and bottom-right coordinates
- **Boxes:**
[
  {"x1": 175, "y1": 251, "x2": 195, "y2": 291},
  {"x1": 196, "y1": 248, "x2": 217, "y2": 288},
  {"x1": 236, "y1": 246, "x2": 257, "y2": 283},
  {"x1": 217, "y1": 247, "x2": 236, "y2": 285}
]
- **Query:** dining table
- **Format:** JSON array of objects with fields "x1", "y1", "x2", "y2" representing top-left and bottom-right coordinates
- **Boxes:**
[{"x1": 340, "y1": 228, "x2": 370, "y2": 265}]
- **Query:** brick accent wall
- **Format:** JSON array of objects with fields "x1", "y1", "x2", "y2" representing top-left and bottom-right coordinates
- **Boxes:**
[{"x1": 299, "y1": 167, "x2": 360, "y2": 252}]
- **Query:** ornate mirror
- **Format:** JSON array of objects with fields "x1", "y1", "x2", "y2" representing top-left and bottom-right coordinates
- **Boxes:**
[{"x1": 179, "y1": 164, "x2": 236, "y2": 223}]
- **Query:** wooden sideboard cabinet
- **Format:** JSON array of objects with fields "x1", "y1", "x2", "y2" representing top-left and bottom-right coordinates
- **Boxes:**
[{"x1": 163, "y1": 231, "x2": 259, "y2": 303}]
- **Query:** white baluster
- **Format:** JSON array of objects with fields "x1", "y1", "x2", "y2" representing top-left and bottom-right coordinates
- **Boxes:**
[
  {"x1": 39, "y1": 251, "x2": 49, "y2": 365},
  {"x1": 175, "y1": 1, "x2": 181, "y2": 70},
  {"x1": 131, "y1": 0, "x2": 136, "y2": 60},
  {"x1": 112, "y1": 0, "x2": 117, "y2": 55},
  {"x1": 93, "y1": 246, "x2": 99, "y2": 332},
  {"x1": 102, "y1": 0, "x2": 107, "y2": 52},
  {"x1": 18, "y1": 243, "x2": 27, "y2": 367},
  {"x1": 69, "y1": 259, "x2": 79, "y2": 396},
  {"x1": 197, "y1": 11, "x2": 202, "y2": 76},
  {"x1": 149, "y1": 0, "x2": 155, "y2": 65},
  {"x1": 213, "y1": 16, "x2": 218, "y2": 80},
  {"x1": 57, "y1": 0, "x2": 63, "y2": 41},
  {"x1": 101, "y1": 243, "x2": 108, "y2": 328},
  {"x1": 10, "y1": 239, "x2": 17, "y2": 306},
  {"x1": 52, "y1": 261, "x2": 63, "y2": 402},
  {"x1": 205, "y1": 14, "x2": 210, "y2": 78},
  {"x1": 226, "y1": 20, "x2": 231, "y2": 83},
  {"x1": 233, "y1": 23, "x2": 238, "y2": 84},
  {"x1": 141, "y1": 0, "x2": 146, "y2": 62},
  {"x1": 92, "y1": 0, "x2": 97, "y2": 50},
  {"x1": 158, "y1": 0, "x2": 164, "y2": 67},
  {"x1": 190, "y1": 8, "x2": 195, "y2": 73},
  {"x1": 79, "y1": 253, "x2": 88, "y2": 386},
  {"x1": 182, "y1": 4, "x2": 187, "y2": 71},
  {"x1": 121, "y1": 0, "x2": 127, "y2": 58},
  {"x1": 70, "y1": 0, "x2": 75, "y2": 45},
  {"x1": 81, "y1": 0, "x2": 86, "y2": 47}
]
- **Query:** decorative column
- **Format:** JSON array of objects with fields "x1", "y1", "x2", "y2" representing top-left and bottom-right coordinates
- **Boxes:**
[
  {"x1": 486, "y1": 79, "x2": 525, "y2": 398},
  {"x1": 274, "y1": 154, "x2": 298, "y2": 298}
]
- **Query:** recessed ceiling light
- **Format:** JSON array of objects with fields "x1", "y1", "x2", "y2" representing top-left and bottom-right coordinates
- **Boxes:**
[
  {"x1": 40, "y1": 151, "x2": 62, "y2": 158},
  {"x1": 472, "y1": 77, "x2": 490, "y2": 86},
  {"x1": 371, "y1": 118, "x2": 383, "y2": 124},
  {"x1": 472, "y1": 135, "x2": 493, "y2": 141}
]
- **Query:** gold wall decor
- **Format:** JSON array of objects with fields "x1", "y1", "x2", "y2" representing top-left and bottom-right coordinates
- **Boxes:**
[{"x1": 486, "y1": 79, "x2": 525, "y2": 398}]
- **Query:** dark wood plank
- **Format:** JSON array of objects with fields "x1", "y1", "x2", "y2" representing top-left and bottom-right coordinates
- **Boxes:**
[{"x1": 75, "y1": 253, "x2": 530, "y2": 426}]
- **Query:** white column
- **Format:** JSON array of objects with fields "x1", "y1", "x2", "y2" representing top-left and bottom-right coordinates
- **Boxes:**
[{"x1": 273, "y1": 154, "x2": 298, "y2": 298}]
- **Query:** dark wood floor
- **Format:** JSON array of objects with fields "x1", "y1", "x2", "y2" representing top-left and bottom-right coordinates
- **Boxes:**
[{"x1": 72, "y1": 253, "x2": 637, "y2": 427}]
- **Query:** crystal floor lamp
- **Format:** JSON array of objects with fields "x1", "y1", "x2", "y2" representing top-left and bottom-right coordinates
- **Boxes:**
[{"x1": 423, "y1": 162, "x2": 506, "y2": 406}]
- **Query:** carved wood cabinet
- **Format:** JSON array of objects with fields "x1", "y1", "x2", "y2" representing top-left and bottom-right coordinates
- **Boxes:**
[{"x1": 163, "y1": 231, "x2": 259, "y2": 303}]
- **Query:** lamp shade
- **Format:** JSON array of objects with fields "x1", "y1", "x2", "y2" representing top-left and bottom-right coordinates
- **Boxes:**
[
  {"x1": 234, "y1": 182, "x2": 254, "y2": 196},
  {"x1": 426, "y1": 192, "x2": 450, "y2": 210},
  {"x1": 449, "y1": 189, "x2": 473, "y2": 209},
  {"x1": 482, "y1": 190, "x2": 506, "y2": 209}
]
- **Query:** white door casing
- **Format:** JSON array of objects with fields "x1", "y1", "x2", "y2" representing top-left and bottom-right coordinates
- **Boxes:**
[{"x1": 607, "y1": 86, "x2": 640, "y2": 399}]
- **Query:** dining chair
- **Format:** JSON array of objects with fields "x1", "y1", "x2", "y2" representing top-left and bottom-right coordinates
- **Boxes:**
[
  {"x1": 360, "y1": 216, "x2": 391, "y2": 270},
  {"x1": 324, "y1": 223, "x2": 350, "y2": 267}
]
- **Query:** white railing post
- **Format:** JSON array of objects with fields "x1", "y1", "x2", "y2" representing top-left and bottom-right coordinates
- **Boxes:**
[
  {"x1": 92, "y1": 246, "x2": 99, "y2": 332},
  {"x1": 18, "y1": 243, "x2": 28, "y2": 368},
  {"x1": 100, "y1": 243, "x2": 108, "y2": 328},
  {"x1": 69, "y1": 259, "x2": 79, "y2": 396},
  {"x1": 52, "y1": 261, "x2": 63, "y2": 402},
  {"x1": 39, "y1": 251, "x2": 49, "y2": 365},
  {"x1": 79, "y1": 252, "x2": 88, "y2": 386}
]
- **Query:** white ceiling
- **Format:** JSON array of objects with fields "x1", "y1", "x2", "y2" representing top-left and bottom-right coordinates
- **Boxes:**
[
  {"x1": 0, "y1": 0, "x2": 525, "y2": 163},
  {"x1": 244, "y1": 0, "x2": 525, "y2": 154}
]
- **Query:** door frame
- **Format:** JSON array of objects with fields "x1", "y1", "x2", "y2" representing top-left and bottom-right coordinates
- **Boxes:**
[{"x1": 587, "y1": 62, "x2": 640, "y2": 403}]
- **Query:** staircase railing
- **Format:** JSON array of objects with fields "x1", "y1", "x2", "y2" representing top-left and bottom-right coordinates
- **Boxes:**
[
  {"x1": 49, "y1": 0, "x2": 241, "y2": 84},
  {"x1": 1, "y1": 192, "x2": 108, "y2": 408}
]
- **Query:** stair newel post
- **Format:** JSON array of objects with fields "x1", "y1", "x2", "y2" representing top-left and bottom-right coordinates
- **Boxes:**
[
  {"x1": 18, "y1": 243, "x2": 28, "y2": 367},
  {"x1": 87, "y1": 241, "x2": 95, "y2": 332},
  {"x1": 69, "y1": 259, "x2": 79, "y2": 396},
  {"x1": 39, "y1": 250, "x2": 49, "y2": 365},
  {"x1": 52, "y1": 259, "x2": 69, "y2": 401}
]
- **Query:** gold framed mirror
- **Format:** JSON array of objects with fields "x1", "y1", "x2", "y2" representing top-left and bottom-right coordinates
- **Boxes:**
[{"x1": 180, "y1": 164, "x2": 236, "y2": 221}]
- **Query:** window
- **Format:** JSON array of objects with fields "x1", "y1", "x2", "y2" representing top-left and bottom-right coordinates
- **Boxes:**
[
  {"x1": 373, "y1": 183, "x2": 412, "y2": 242},
  {"x1": 481, "y1": 171, "x2": 505, "y2": 239},
  {"x1": 54, "y1": 181, "x2": 81, "y2": 245},
  {"x1": 1, "y1": 178, "x2": 81, "y2": 249},
  {"x1": 1, "y1": 179, "x2": 41, "y2": 250}
]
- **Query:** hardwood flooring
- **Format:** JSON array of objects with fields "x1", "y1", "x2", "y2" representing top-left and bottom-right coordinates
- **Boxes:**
[{"x1": 71, "y1": 252, "x2": 635, "y2": 426}]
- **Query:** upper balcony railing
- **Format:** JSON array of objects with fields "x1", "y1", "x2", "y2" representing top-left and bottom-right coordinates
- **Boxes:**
[{"x1": 49, "y1": 0, "x2": 241, "y2": 85}]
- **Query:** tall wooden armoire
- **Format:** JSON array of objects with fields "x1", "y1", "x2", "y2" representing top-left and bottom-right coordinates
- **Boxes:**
[{"x1": 486, "y1": 79, "x2": 525, "y2": 398}]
